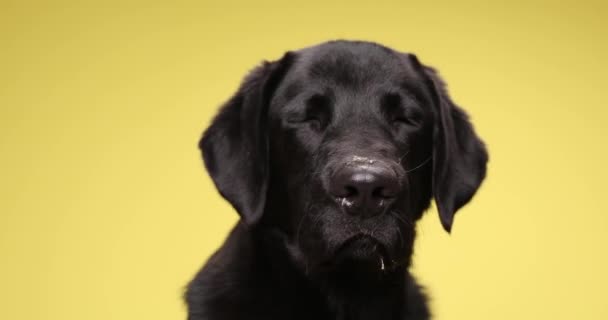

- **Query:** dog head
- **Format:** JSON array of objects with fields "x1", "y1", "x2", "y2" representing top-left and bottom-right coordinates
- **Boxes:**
[{"x1": 200, "y1": 41, "x2": 487, "y2": 277}]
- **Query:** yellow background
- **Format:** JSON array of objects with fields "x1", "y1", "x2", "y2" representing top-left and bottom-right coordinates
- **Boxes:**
[{"x1": 1, "y1": 1, "x2": 607, "y2": 319}]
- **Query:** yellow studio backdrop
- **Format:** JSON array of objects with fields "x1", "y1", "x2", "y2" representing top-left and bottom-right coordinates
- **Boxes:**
[{"x1": 1, "y1": 1, "x2": 607, "y2": 319}]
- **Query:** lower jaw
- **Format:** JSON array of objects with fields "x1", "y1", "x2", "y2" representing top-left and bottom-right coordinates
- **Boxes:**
[
  {"x1": 299, "y1": 236, "x2": 411, "y2": 283},
  {"x1": 318, "y1": 256, "x2": 407, "y2": 299},
  {"x1": 333, "y1": 235, "x2": 390, "y2": 266},
  {"x1": 324, "y1": 241, "x2": 401, "y2": 283}
]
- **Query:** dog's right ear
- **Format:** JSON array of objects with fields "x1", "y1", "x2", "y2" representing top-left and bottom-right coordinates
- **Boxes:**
[{"x1": 199, "y1": 53, "x2": 294, "y2": 225}]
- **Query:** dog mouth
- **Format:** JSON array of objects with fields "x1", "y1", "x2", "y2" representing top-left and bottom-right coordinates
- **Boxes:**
[{"x1": 332, "y1": 234, "x2": 391, "y2": 272}]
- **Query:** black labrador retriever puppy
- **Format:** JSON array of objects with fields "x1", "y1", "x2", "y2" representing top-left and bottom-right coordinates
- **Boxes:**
[{"x1": 186, "y1": 40, "x2": 488, "y2": 320}]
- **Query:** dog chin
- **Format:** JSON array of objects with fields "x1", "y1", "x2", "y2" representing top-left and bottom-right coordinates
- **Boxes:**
[{"x1": 331, "y1": 234, "x2": 389, "y2": 273}]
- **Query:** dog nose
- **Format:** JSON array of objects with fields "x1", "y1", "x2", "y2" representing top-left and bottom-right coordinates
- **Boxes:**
[{"x1": 329, "y1": 163, "x2": 400, "y2": 217}]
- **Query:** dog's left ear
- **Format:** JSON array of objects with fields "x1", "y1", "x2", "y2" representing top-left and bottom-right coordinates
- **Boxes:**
[
  {"x1": 410, "y1": 55, "x2": 488, "y2": 233},
  {"x1": 199, "y1": 53, "x2": 294, "y2": 225}
]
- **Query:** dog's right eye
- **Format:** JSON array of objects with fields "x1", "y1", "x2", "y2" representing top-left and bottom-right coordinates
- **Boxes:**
[
  {"x1": 286, "y1": 114, "x2": 326, "y2": 131},
  {"x1": 286, "y1": 94, "x2": 330, "y2": 131},
  {"x1": 303, "y1": 117, "x2": 322, "y2": 131}
]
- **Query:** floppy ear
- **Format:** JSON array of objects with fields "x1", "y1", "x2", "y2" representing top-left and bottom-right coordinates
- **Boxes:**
[
  {"x1": 199, "y1": 53, "x2": 294, "y2": 225},
  {"x1": 412, "y1": 57, "x2": 488, "y2": 233}
]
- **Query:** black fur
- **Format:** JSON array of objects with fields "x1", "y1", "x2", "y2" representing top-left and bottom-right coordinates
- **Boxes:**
[{"x1": 187, "y1": 40, "x2": 488, "y2": 320}]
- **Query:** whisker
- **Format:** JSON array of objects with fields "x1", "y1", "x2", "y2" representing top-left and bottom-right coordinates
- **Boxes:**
[
  {"x1": 394, "y1": 223, "x2": 405, "y2": 251},
  {"x1": 404, "y1": 156, "x2": 432, "y2": 173},
  {"x1": 398, "y1": 150, "x2": 410, "y2": 165},
  {"x1": 295, "y1": 203, "x2": 316, "y2": 245},
  {"x1": 370, "y1": 219, "x2": 383, "y2": 236},
  {"x1": 389, "y1": 210, "x2": 414, "y2": 228}
]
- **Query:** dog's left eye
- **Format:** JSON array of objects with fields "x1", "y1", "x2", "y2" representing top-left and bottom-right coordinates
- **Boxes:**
[
  {"x1": 391, "y1": 109, "x2": 423, "y2": 127},
  {"x1": 382, "y1": 93, "x2": 423, "y2": 128}
]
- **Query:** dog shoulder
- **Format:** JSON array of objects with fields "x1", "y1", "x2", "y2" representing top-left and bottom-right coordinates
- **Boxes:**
[
  {"x1": 403, "y1": 274, "x2": 431, "y2": 320},
  {"x1": 185, "y1": 222, "x2": 260, "y2": 319}
]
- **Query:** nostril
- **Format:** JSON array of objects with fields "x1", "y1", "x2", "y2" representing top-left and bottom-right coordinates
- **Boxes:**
[
  {"x1": 373, "y1": 184, "x2": 398, "y2": 199},
  {"x1": 344, "y1": 186, "x2": 358, "y2": 198},
  {"x1": 372, "y1": 187, "x2": 390, "y2": 199}
]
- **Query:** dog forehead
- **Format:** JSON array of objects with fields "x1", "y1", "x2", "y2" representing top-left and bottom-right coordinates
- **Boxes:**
[
  {"x1": 293, "y1": 41, "x2": 408, "y2": 86},
  {"x1": 269, "y1": 41, "x2": 435, "y2": 119},
  {"x1": 273, "y1": 41, "x2": 428, "y2": 104}
]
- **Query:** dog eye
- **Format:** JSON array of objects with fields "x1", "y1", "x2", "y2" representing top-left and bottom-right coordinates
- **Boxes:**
[
  {"x1": 391, "y1": 109, "x2": 423, "y2": 127},
  {"x1": 381, "y1": 93, "x2": 422, "y2": 128},
  {"x1": 285, "y1": 93, "x2": 331, "y2": 131},
  {"x1": 304, "y1": 118, "x2": 322, "y2": 131},
  {"x1": 304, "y1": 94, "x2": 330, "y2": 131}
]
